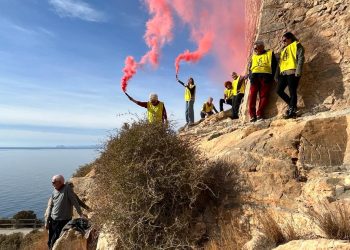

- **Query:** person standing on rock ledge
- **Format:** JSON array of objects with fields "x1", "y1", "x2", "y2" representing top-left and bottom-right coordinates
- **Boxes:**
[
  {"x1": 231, "y1": 72, "x2": 246, "y2": 119},
  {"x1": 248, "y1": 40, "x2": 277, "y2": 122},
  {"x1": 176, "y1": 75, "x2": 196, "y2": 125},
  {"x1": 200, "y1": 97, "x2": 218, "y2": 119},
  {"x1": 277, "y1": 32, "x2": 305, "y2": 119},
  {"x1": 126, "y1": 92, "x2": 168, "y2": 124},
  {"x1": 46, "y1": 175, "x2": 84, "y2": 249}
]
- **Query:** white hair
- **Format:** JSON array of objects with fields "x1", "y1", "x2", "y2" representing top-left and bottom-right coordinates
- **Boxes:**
[
  {"x1": 52, "y1": 175, "x2": 65, "y2": 183},
  {"x1": 149, "y1": 93, "x2": 158, "y2": 101},
  {"x1": 254, "y1": 40, "x2": 265, "y2": 47}
]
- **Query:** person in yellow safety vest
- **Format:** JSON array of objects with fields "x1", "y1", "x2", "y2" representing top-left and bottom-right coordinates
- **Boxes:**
[
  {"x1": 126, "y1": 92, "x2": 168, "y2": 124},
  {"x1": 219, "y1": 81, "x2": 235, "y2": 112},
  {"x1": 231, "y1": 72, "x2": 246, "y2": 119},
  {"x1": 277, "y1": 32, "x2": 305, "y2": 119},
  {"x1": 248, "y1": 40, "x2": 277, "y2": 122},
  {"x1": 200, "y1": 97, "x2": 218, "y2": 119},
  {"x1": 176, "y1": 75, "x2": 196, "y2": 125}
]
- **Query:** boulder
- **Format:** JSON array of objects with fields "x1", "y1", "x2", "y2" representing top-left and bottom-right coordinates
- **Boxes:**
[
  {"x1": 53, "y1": 229, "x2": 87, "y2": 250},
  {"x1": 274, "y1": 239, "x2": 350, "y2": 249}
]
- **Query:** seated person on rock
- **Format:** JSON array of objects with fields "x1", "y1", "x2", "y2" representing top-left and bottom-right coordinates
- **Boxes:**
[
  {"x1": 200, "y1": 97, "x2": 218, "y2": 119},
  {"x1": 219, "y1": 81, "x2": 235, "y2": 112}
]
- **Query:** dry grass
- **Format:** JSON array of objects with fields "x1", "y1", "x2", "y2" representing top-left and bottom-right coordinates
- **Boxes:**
[
  {"x1": 205, "y1": 217, "x2": 251, "y2": 250},
  {"x1": 256, "y1": 211, "x2": 299, "y2": 246},
  {"x1": 91, "y1": 120, "x2": 244, "y2": 249},
  {"x1": 308, "y1": 202, "x2": 350, "y2": 240},
  {"x1": 72, "y1": 163, "x2": 94, "y2": 177}
]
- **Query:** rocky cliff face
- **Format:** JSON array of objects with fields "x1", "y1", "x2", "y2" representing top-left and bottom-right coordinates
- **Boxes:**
[{"x1": 252, "y1": 0, "x2": 350, "y2": 118}]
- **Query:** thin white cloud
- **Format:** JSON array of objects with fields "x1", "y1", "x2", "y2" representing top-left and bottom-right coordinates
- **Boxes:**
[{"x1": 49, "y1": 0, "x2": 106, "y2": 22}]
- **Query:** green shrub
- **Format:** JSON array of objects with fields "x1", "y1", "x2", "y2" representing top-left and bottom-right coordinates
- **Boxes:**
[{"x1": 92, "y1": 120, "x2": 243, "y2": 249}]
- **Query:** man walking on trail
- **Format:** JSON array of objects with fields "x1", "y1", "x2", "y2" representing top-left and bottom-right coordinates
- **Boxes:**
[
  {"x1": 126, "y1": 92, "x2": 168, "y2": 124},
  {"x1": 176, "y1": 75, "x2": 196, "y2": 125},
  {"x1": 248, "y1": 41, "x2": 277, "y2": 122},
  {"x1": 200, "y1": 97, "x2": 218, "y2": 119},
  {"x1": 277, "y1": 32, "x2": 305, "y2": 119},
  {"x1": 231, "y1": 72, "x2": 246, "y2": 119},
  {"x1": 46, "y1": 175, "x2": 83, "y2": 249},
  {"x1": 219, "y1": 81, "x2": 235, "y2": 112}
]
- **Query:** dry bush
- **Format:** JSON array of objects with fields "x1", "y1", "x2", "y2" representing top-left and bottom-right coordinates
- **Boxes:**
[
  {"x1": 257, "y1": 212, "x2": 299, "y2": 246},
  {"x1": 205, "y1": 217, "x2": 251, "y2": 250},
  {"x1": 308, "y1": 202, "x2": 350, "y2": 240},
  {"x1": 91, "y1": 120, "x2": 243, "y2": 249},
  {"x1": 0, "y1": 233, "x2": 23, "y2": 250},
  {"x1": 72, "y1": 163, "x2": 94, "y2": 177}
]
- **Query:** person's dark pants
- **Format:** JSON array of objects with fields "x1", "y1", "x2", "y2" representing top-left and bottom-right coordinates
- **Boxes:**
[
  {"x1": 200, "y1": 111, "x2": 214, "y2": 119},
  {"x1": 232, "y1": 93, "x2": 244, "y2": 118},
  {"x1": 248, "y1": 77, "x2": 272, "y2": 118},
  {"x1": 219, "y1": 98, "x2": 233, "y2": 112},
  {"x1": 277, "y1": 74, "x2": 300, "y2": 111},
  {"x1": 48, "y1": 218, "x2": 71, "y2": 249}
]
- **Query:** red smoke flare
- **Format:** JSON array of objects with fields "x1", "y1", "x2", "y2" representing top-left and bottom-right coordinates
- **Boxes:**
[
  {"x1": 121, "y1": 56, "x2": 137, "y2": 92},
  {"x1": 120, "y1": 0, "x2": 173, "y2": 92},
  {"x1": 175, "y1": 32, "x2": 213, "y2": 74}
]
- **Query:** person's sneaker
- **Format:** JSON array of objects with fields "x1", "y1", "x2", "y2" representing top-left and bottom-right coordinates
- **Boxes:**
[
  {"x1": 250, "y1": 117, "x2": 257, "y2": 122},
  {"x1": 257, "y1": 116, "x2": 263, "y2": 121},
  {"x1": 232, "y1": 115, "x2": 239, "y2": 120}
]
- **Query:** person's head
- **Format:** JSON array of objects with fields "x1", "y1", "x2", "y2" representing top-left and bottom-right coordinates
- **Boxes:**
[
  {"x1": 224, "y1": 81, "x2": 232, "y2": 89},
  {"x1": 253, "y1": 41, "x2": 265, "y2": 55},
  {"x1": 51, "y1": 175, "x2": 65, "y2": 190},
  {"x1": 149, "y1": 93, "x2": 159, "y2": 105},
  {"x1": 188, "y1": 77, "x2": 194, "y2": 85},
  {"x1": 231, "y1": 72, "x2": 238, "y2": 80},
  {"x1": 282, "y1": 32, "x2": 298, "y2": 46},
  {"x1": 207, "y1": 97, "x2": 213, "y2": 104}
]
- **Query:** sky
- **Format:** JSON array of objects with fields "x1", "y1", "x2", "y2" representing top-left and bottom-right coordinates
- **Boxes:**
[{"x1": 0, "y1": 0, "x2": 249, "y2": 147}]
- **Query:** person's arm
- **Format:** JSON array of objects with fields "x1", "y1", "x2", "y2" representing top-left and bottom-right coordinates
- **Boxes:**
[
  {"x1": 67, "y1": 186, "x2": 83, "y2": 217},
  {"x1": 176, "y1": 75, "x2": 186, "y2": 87},
  {"x1": 236, "y1": 77, "x2": 245, "y2": 94},
  {"x1": 162, "y1": 105, "x2": 168, "y2": 123},
  {"x1": 213, "y1": 105, "x2": 218, "y2": 113},
  {"x1": 125, "y1": 93, "x2": 148, "y2": 108},
  {"x1": 295, "y1": 44, "x2": 305, "y2": 77},
  {"x1": 271, "y1": 52, "x2": 278, "y2": 78},
  {"x1": 75, "y1": 194, "x2": 90, "y2": 211},
  {"x1": 202, "y1": 103, "x2": 206, "y2": 112},
  {"x1": 44, "y1": 197, "x2": 53, "y2": 229}
]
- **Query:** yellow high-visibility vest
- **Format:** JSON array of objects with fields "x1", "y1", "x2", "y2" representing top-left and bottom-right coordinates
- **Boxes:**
[
  {"x1": 147, "y1": 101, "x2": 164, "y2": 123},
  {"x1": 203, "y1": 102, "x2": 214, "y2": 113},
  {"x1": 251, "y1": 50, "x2": 273, "y2": 74},
  {"x1": 224, "y1": 88, "x2": 235, "y2": 99},
  {"x1": 280, "y1": 41, "x2": 298, "y2": 73},
  {"x1": 232, "y1": 76, "x2": 245, "y2": 95},
  {"x1": 184, "y1": 84, "x2": 195, "y2": 101}
]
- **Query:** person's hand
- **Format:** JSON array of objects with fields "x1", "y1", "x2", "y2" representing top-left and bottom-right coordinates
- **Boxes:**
[
  {"x1": 295, "y1": 73, "x2": 301, "y2": 77},
  {"x1": 80, "y1": 214, "x2": 88, "y2": 219},
  {"x1": 45, "y1": 223, "x2": 49, "y2": 230},
  {"x1": 176, "y1": 74, "x2": 179, "y2": 80}
]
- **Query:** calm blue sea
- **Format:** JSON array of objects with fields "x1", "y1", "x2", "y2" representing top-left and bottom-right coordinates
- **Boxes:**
[{"x1": 0, "y1": 149, "x2": 99, "y2": 219}]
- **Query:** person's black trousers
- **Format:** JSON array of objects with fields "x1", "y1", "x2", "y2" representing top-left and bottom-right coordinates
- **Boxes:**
[
  {"x1": 48, "y1": 218, "x2": 71, "y2": 249},
  {"x1": 200, "y1": 111, "x2": 214, "y2": 118},
  {"x1": 219, "y1": 98, "x2": 233, "y2": 111},
  {"x1": 277, "y1": 74, "x2": 300, "y2": 111},
  {"x1": 232, "y1": 93, "x2": 244, "y2": 118}
]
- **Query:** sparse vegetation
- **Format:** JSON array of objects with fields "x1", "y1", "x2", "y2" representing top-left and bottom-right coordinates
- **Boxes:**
[
  {"x1": 92, "y1": 120, "x2": 244, "y2": 249},
  {"x1": 257, "y1": 211, "x2": 299, "y2": 246},
  {"x1": 0, "y1": 230, "x2": 47, "y2": 250},
  {"x1": 308, "y1": 202, "x2": 350, "y2": 240},
  {"x1": 0, "y1": 233, "x2": 23, "y2": 250},
  {"x1": 205, "y1": 217, "x2": 251, "y2": 250},
  {"x1": 72, "y1": 163, "x2": 94, "y2": 177}
]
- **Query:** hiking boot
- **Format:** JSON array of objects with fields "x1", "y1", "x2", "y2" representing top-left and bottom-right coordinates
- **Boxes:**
[
  {"x1": 284, "y1": 107, "x2": 297, "y2": 119},
  {"x1": 257, "y1": 116, "x2": 263, "y2": 121}
]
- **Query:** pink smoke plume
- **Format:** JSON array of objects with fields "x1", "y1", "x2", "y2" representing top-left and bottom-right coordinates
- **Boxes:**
[
  {"x1": 171, "y1": 0, "x2": 261, "y2": 78},
  {"x1": 121, "y1": 56, "x2": 137, "y2": 92},
  {"x1": 120, "y1": 0, "x2": 173, "y2": 91},
  {"x1": 175, "y1": 32, "x2": 213, "y2": 74}
]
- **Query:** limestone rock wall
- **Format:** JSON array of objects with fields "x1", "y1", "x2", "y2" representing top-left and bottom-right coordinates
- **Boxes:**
[{"x1": 254, "y1": 0, "x2": 350, "y2": 117}]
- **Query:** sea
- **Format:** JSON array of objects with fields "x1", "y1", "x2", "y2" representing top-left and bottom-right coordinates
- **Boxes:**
[{"x1": 0, "y1": 148, "x2": 99, "y2": 219}]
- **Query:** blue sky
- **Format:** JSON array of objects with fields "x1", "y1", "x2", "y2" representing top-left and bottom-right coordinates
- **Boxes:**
[{"x1": 0, "y1": 0, "x2": 231, "y2": 147}]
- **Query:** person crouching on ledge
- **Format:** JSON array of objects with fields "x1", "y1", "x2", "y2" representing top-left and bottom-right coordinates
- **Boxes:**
[{"x1": 200, "y1": 97, "x2": 218, "y2": 119}]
